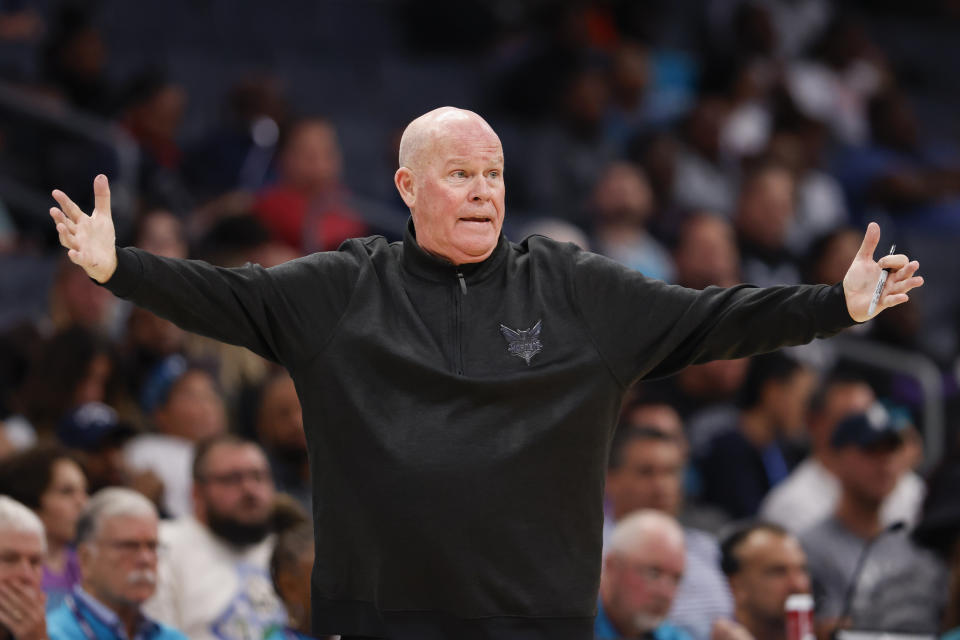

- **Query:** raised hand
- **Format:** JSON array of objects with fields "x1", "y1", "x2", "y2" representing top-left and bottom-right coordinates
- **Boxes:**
[
  {"x1": 843, "y1": 222, "x2": 924, "y2": 322},
  {"x1": 0, "y1": 580, "x2": 48, "y2": 640},
  {"x1": 50, "y1": 174, "x2": 118, "y2": 283}
]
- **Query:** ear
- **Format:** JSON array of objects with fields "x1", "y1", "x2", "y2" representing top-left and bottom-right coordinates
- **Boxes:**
[{"x1": 394, "y1": 167, "x2": 417, "y2": 208}]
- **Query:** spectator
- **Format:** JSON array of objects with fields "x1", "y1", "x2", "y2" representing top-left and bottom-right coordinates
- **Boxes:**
[
  {"x1": 735, "y1": 162, "x2": 801, "y2": 287},
  {"x1": 719, "y1": 522, "x2": 811, "y2": 640},
  {"x1": 143, "y1": 434, "x2": 286, "y2": 640},
  {"x1": 0, "y1": 495, "x2": 48, "y2": 640},
  {"x1": 46, "y1": 257, "x2": 117, "y2": 336},
  {"x1": 267, "y1": 522, "x2": 314, "y2": 640},
  {"x1": 255, "y1": 373, "x2": 309, "y2": 511},
  {"x1": 672, "y1": 96, "x2": 737, "y2": 216},
  {"x1": 696, "y1": 352, "x2": 815, "y2": 520},
  {"x1": 46, "y1": 488, "x2": 186, "y2": 640},
  {"x1": 254, "y1": 117, "x2": 368, "y2": 254},
  {"x1": 124, "y1": 356, "x2": 227, "y2": 518},
  {"x1": 596, "y1": 510, "x2": 692, "y2": 640},
  {"x1": 132, "y1": 209, "x2": 188, "y2": 260},
  {"x1": 800, "y1": 405, "x2": 947, "y2": 635},
  {"x1": 760, "y1": 377, "x2": 924, "y2": 534},
  {"x1": 0, "y1": 446, "x2": 88, "y2": 611},
  {"x1": 605, "y1": 428, "x2": 733, "y2": 640},
  {"x1": 590, "y1": 162, "x2": 674, "y2": 282},
  {"x1": 672, "y1": 214, "x2": 741, "y2": 290}
]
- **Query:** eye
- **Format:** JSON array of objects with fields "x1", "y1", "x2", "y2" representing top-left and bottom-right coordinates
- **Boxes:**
[
  {"x1": 450, "y1": 170, "x2": 467, "y2": 179},
  {"x1": 488, "y1": 170, "x2": 501, "y2": 178}
]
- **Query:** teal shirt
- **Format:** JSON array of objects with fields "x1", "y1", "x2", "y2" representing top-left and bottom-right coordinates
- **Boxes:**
[
  {"x1": 595, "y1": 599, "x2": 694, "y2": 640},
  {"x1": 263, "y1": 626, "x2": 313, "y2": 640},
  {"x1": 46, "y1": 588, "x2": 187, "y2": 640}
]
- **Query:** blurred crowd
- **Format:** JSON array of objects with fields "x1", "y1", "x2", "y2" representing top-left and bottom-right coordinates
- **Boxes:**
[{"x1": 2, "y1": 0, "x2": 960, "y2": 639}]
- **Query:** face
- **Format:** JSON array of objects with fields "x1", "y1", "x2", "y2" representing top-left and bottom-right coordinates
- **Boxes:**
[
  {"x1": 737, "y1": 168, "x2": 795, "y2": 249},
  {"x1": 0, "y1": 530, "x2": 44, "y2": 589},
  {"x1": 605, "y1": 531, "x2": 685, "y2": 633},
  {"x1": 607, "y1": 440, "x2": 684, "y2": 519},
  {"x1": 81, "y1": 515, "x2": 158, "y2": 607},
  {"x1": 624, "y1": 405, "x2": 685, "y2": 448},
  {"x1": 256, "y1": 375, "x2": 305, "y2": 453},
  {"x1": 730, "y1": 531, "x2": 810, "y2": 626},
  {"x1": 155, "y1": 370, "x2": 227, "y2": 442},
  {"x1": 768, "y1": 368, "x2": 817, "y2": 438},
  {"x1": 73, "y1": 353, "x2": 112, "y2": 406},
  {"x1": 281, "y1": 121, "x2": 343, "y2": 193},
  {"x1": 835, "y1": 443, "x2": 902, "y2": 505},
  {"x1": 38, "y1": 459, "x2": 88, "y2": 545},
  {"x1": 397, "y1": 116, "x2": 505, "y2": 265},
  {"x1": 811, "y1": 382, "x2": 875, "y2": 451},
  {"x1": 592, "y1": 164, "x2": 654, "y2": 226},
  {"x1": 195, "y1": 443, "x2": 275, "y2": 539},
  {"x1": 675, "y1": 216, "x2": 740, "y2": 289},
  {"x1": 136, "y1": 210, "x2": 187, "y2": 259}
]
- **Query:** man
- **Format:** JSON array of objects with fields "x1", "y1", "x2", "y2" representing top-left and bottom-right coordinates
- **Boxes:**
[
  {"x1": 143, "y1": 434, "x2": 285, "y2": 640},
  {"x1": 0, "y1": 496, "x2": 47, "y2": 640},
  {"x1": 255, "y1": 372, "x2": 309, "y2": 510},
  {"x1": 719, "y1": 522, "x2": 811, "y2": 640},
  {"x1": 800, "y1": 406, "x2": 947, "y2": 635},
  {"x1": 50, "y1": 106, "x2": 923, "y2": 639},
  {"x1": 696, "y1": 352, "x2": 816, "y2": 519},
  {"x1": 597, "y1": 510, "x2": 691, "y2": 640},
  {"x1": 760, "y1": 376, "x2": 924, "y2": 534},
  {"x1": 605, "y1": 428, "x2": 732, "y2": 640},
  {"x1": 46, "y1": 488, "x2": 185, "y2": 640}
]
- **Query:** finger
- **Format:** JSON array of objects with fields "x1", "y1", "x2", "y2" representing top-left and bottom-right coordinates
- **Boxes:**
[
  {"x1": 887, "y1": 276, "x2": 924, "y2": 295},
  {"x1": 882, "y1": 293, "x2": 909, "y2": 309},
  {"x1": 51, "y1": 189, "x2": 86, "y2": 223},
  {"x1": 93, "y1": 173, "x2": 111, "y2": 216},
  {"x1": 856, "y1": 221, "x2": 881, "y2": 260},
  {"x1": 888, "y1": 260, "x2": 919, "y2": 283},
  {"x1": 56, "y1": 223, "x2": 76, "y2": 249},
  {"x1": 51, "y1": 207, "x2": 78, "y2": 234},
  {"x1": 877, "y1": 254, "x2": 909, "y2": 271}
]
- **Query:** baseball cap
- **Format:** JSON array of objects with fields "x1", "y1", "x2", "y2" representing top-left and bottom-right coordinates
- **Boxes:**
[
  {"x1": 830, "y1": 402, "x2": 906, "y2": 450},
  {"x1": 58, "y1": 402, "x2": 136, "y2": 451}
]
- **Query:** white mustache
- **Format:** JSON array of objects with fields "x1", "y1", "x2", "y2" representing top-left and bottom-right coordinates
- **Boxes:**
[{"x1": 126, "y1": 569, "x2": 156, "y2": 585}]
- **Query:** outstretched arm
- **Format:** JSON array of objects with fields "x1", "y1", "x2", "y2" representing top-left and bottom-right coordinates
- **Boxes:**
[{"x1": 50, "y1": 174, "x2": 118, "y2": 283}]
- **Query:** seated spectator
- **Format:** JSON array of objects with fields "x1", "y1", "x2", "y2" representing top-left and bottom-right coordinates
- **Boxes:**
[
  {"x1": 47, "y1": 257, "x2": 117, "y2": 336},
  {"x1": 672, "y1": 214, "x2": 741, "y2": 290},
  {"x1": 144, "y1": 434, "x2": 286, "y2": 640},
  {"x1": 672, "y1": 96, "x2": 737, "y2": 216},
  {"x1": 0, "y1": 496, "x2": 48, "y2": 640},
  {"x1": 719, "y1": 522, "x2": 812, "y2": 640},
  {"x1": 255, "y1": 373, "x2": 309, "y2": 510},
  {"x1": 124, "y1": 356, "x2": 227, "y2": 517},
  {"x1": 0, "y1": 446, "x2": 88, "y2": 611},
  {"x1": 605, "y1": 428, "x2": 732, "y2": 640},
  {"x1": 696, "y1": 353, "x2": 815, "y2": 520},
  {"x1": 596, "y1": 510, "x2": 692, "y2": 640},
  {"x1": 46, "y1": 488, "x2": 186, "y2": 640},
  {"x1": 735, "y1": 162, "x2": 801, "y2": 287},
  {"x1": 760, "y1": 376, "x2": 924, "y2": 534},
  {"x1": 590, "y1": 162, "x2": 674, "y2": 282},
  {"x1": 57, "y1": 402, "x2": 164, "y2": 507},
  {"x1": 254, "y1": 117, "x2": 368, "y2": 253},
  {"x1": 267, "y1": 522, "x2": 314, "y2": 640},
  {"x1": 800, "y1": 406, "x2": 947, "y2": 635}
]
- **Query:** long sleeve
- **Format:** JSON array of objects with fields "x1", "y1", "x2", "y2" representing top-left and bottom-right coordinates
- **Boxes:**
[
  {"x1": 572, "y1": 250, "x2": 855, "y2": 386},
  {"x1": 102, "y1": 245, "x2": 361, "y2": 368}
]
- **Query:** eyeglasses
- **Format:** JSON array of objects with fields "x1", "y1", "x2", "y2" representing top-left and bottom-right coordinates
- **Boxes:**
[
  {"x1": 622, "y1": 562, "x2": 683, "y2": 588},
  {"x1": 97, "y1": 539, "x2": 160, "y2": 555},
  {"x1": 198, "y1": 469, "x2": 272, "y2": 487}
]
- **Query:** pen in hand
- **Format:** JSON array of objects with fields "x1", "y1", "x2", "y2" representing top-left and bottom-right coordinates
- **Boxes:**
[{"x1": 867, "y1": 244, "x2": 896, "y2": 317}]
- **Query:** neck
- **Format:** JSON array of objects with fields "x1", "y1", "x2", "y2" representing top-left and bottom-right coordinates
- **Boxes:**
[
  {"x1": 83, "y1": 582, "x2": 141, "y2": 638},
  {"x1": 836, "y1": 491, "x2": 882, "y2": 539},
  {"x1": 736, "y1": 609, "x2": 786, "y2": 640},
  {"x1": 740, "y1": 408, "x2": 777, "y2": 448},
  {"x1": 46, "y1": 538, "x2": 68, "y2": 570}
]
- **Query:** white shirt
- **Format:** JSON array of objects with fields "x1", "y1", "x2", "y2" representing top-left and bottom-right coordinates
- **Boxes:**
[
  {"x1": 760, "y1": 457, "x2": 925, "y2": 534},
  {"x1": 144, "y1": 516, "x2": 286, "y2": 640},
  {"x1": 124, "y1": 434, "x2": 194, "y2": 518}
]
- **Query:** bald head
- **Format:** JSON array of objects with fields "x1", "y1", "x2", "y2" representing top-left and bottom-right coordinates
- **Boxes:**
[
  {"x1": 398, "y1": 107, "x2": 500, "y2": 172},
  {"x1": 394, "y1": 106, "x2": 506, "y2": 265},
  {"x1": 608, "y1": 509, "x2": 685, "y2": 557}
]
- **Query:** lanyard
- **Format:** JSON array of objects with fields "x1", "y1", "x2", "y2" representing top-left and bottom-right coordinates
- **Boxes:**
[{"x1": 64, "y1": 596, "x2": 101, "y2": 640}]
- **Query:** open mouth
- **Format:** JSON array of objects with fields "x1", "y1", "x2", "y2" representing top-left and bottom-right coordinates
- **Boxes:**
[{"x1": 459, "y1": 216, "x2": 491, "y2": 223}]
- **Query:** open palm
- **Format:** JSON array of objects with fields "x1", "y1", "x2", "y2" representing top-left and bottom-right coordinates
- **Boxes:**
[
  {"x1": 843, "y1": 222, "x2": 923, "y2": 322},
  {"x1": 50, "y1": 174, "x2": 118, "y2": 283}
]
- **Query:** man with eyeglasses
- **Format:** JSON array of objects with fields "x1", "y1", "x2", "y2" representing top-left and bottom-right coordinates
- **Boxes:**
[
  {"x1": 597, "y1": 510, "x2": 691, "y2": 640},
  {"x1": 46, "y1": 487, "x2": 186, "y2": 640},
  {"x1": 141, "y1": 434, "x2": 285, "y2": 640}
]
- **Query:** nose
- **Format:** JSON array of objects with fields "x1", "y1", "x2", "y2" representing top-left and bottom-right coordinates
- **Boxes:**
[{"x1": 470, "y1": 175, "x2": 492, "y2": 202}]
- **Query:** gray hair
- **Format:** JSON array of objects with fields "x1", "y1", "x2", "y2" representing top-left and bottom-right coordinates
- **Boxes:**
[
  {"x1": 607, "y1": 509, "x2": 684, "y2": 558},
  {"x1": 0, "y1": 495, "x2": 46, "y2": 551},
  {"x1": 76, "y1": 487, "x2": 157, "y2": 544}
]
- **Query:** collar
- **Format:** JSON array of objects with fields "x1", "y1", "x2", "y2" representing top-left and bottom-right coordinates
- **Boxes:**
[
  {"x1": 72, "y1": 586, "x2": 161, "y2": 639},
  {"x1": 400, "y1": 217, "x2": 509, "y2": 285}
]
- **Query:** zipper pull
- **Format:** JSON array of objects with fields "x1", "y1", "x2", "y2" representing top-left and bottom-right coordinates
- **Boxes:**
[{"x1": 456, "y1": 271, "x2": 467, "y2": 296}]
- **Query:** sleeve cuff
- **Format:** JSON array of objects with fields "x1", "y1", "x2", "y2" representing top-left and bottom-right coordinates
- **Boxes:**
[
  {"x1": 100, "y1": 247, "x2": 143, "y2": 298},
  {"x1": 824, "y1": 282, "x2": 858, "y2": 330}
]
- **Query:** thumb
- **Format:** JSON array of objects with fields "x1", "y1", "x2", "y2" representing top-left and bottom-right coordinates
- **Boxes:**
[
  {"x1": 856, "y1": 221, "x2": 880, "y2": 260},
  {"x1": 93, "y1": 174, "x2": 112, "y2": 216}
]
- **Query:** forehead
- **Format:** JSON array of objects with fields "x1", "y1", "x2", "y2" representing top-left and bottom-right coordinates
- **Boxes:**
[
  {"x1": 430, "y1": 120, "x2": 503, "y2": 166},
  {"x1": 204, "y1": 443, "x2": 268, "y2": 472},
  {"x1": 622, "y1": 532, "x2": 685, "y2": 568},
  {"x1": 0, "y1": 529, "x2": 44, "y2": 555},
  {"x1": 624, "y1": 438, "x2": 681, "y2": 463},
  {"x1": 98, "y1": 514, "x2": 158, "y2": 538},
  {"x1": 740, "y1": 531, "x2": 804, "y2": 567}
]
